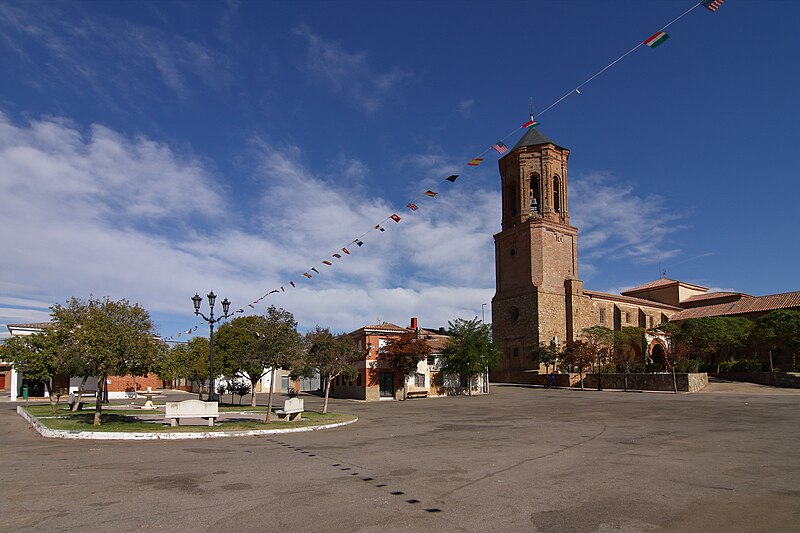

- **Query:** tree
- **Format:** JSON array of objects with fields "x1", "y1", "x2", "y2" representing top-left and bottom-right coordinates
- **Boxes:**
[
  {"x1": 215, "y1": 314, "x2": 277, "y2": 408},
  {"x1": 612, "y1": 327, "x2": 644, "y2": 391},
  {"x1": 304, "y1": 327, "x2": 361, "y2": 413},
  {"x1": 441, "y1": 318, "x2": 501, "y2": 396},
  {"x1": 679, "y1": 316, "x2": 752, "y2": 372},
  {"x1": 751, "y1": 310, "x2": 800, "y2": 371},
  {"x1": 581, "y1": 325, "x2": 613, "y2": 373},
  {"x1": 50, "y1": 296, "x2": 163, "y2": 426},
  {"x1": 563, "y1": 339, "x2": 593, "y2": 390},
  {"x1": 4, "y1": 332, "x2": 61, "y2": 412},
  {"x1": 649, "y1": 322, "x2": 688, "y2": 393},
  {"x1": 382, "y1": 331, "x2": 432, "y2": 400},
  {"x1": 529, "y1": 342, "x2": 559, "y2": 380}
]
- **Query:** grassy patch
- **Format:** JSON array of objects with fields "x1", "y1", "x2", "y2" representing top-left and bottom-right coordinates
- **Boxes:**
[{"x1": 22, "y1": 405, "x2": 355, "y2": 433}]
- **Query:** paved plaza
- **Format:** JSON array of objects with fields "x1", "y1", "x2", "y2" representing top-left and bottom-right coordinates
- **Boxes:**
[{"x1": 2, "y1": 380, "x2": 799, "y2": 532}]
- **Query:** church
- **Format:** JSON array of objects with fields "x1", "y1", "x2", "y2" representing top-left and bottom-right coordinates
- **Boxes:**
[{"x1": 490, "y1": 128, "x2": 800, "y2": 381}]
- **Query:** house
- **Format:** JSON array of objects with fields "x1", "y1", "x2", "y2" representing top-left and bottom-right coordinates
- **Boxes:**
[{"x1": 330, "y1": 317, "x2": 488, "y2": 401}]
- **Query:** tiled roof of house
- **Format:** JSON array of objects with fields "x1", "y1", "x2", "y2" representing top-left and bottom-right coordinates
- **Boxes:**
[
  {"x1": 670, "y1": 291, "x2": 800, "y2": 321},
  {"x1": 682, "y1": 291, "x2": 749, "y2": 303},
  {"x1": 583, "y1": 290, "x2": 683, "y2": 311},
  {"x1": 349, "y1": 322, "x2": 408, "y2": 335}
]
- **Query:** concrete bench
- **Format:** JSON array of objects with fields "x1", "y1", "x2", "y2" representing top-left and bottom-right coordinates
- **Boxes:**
[
  {"x1": 407, "y1": 390, "x2": 428, "y2": 399},
  {"x1": 276, "y1": 398, "x2": 304, "y2": 421},
  {"x1": 165, "y1": 400, "x2": 219, "y2": 427}
]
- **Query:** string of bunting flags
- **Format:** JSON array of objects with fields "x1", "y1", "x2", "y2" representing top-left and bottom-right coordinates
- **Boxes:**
[{"x1": 162, "y1": 0, "x2": 727, "y2": 342}]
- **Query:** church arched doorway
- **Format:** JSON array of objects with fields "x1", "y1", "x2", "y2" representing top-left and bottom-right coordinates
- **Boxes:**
[{"x1": 650, "y1": 342, "x2": 666, "y2": 370}]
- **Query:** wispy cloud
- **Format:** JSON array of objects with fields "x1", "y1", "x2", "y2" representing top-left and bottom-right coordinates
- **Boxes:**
[
  {"x1": 292, "y1": 25, "x2": 411, "y2": 113},
  {"x1": 456, "y1": 98, "x2": 475, "y2": 118}
]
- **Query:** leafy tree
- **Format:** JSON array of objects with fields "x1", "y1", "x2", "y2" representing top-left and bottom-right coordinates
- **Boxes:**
[
  {"x1": 50, "y1": 296, "x2": 163, "y2": 426},
  {"x1": 612, "y1": 327, "x2": 644, "y2": 390},
  {"x1": 441, "y1": 318, "x2": 501, "y2": 396},
  {"x1": 215, "y1": 315, "x2": 276, "y2": 408},
  {"x1": 382, "y1": 331, "x2": 432, "y2": 400},
  {"x1": 679, "y1": 316, "x2": 752, "y2": 372},
  {"x1": 563, "y1": 339, "x2": 593, "y2": 390},
  {"x1": 4, "y1": 332, "x2": 61, "y2": 412},
  {"x1": 649, "y1": 322, "x2": 688, "y2": 393},
  {"x1": 305, "y1": 327, "x2": 361, "y2": 413},
  {"x1": 529, "y1": 342, "x2": 558, "y2": 380},
  {"x1": 751, "y1": 310, "x2": 800, "y2": 371},
  {"x1": 581, "y1": 325, "x2": 613, "y2": 373}
]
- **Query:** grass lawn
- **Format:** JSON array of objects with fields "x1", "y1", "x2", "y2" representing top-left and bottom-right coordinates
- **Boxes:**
[{"x1": 22, "y1": 404, "x2": 355, "y2": 432}]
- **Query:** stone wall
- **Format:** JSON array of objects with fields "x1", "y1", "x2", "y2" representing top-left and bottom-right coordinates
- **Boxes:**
[
  {"x1": 580, "y1": 373, "x2": 708, "y2": 392},
  {"x1": 711, "y1": 372, "x2": 800, "y2": 389}
]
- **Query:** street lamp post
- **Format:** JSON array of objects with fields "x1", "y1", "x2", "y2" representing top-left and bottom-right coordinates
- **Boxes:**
[
  {"x1": 192, "y1": 291, "x2": 232, "y2": 402},
  {"x1": 596, "y1": 351, "x2": 603, "y2": 391}
]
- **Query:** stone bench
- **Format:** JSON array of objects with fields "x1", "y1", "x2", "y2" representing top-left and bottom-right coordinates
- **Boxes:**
[
  {"x1": 68, "y1": 391, "x2": 97, "y2": 407},
  {"x1": 406, "y1": 390, "x2": 428, "y2": 399},
  {"x1": 165, "y1": 400, "x2": 219, "y2": 427},
  {"x1": 275, "y1": 398, "x2": 304, "y2": 421}
]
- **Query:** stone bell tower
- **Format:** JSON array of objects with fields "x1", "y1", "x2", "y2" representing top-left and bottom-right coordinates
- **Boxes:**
[{"x1": 491, "y1": 128, "x2": 581, "y2": 379}]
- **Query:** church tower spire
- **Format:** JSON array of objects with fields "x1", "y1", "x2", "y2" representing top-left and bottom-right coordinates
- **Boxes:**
[{"x1": 492, "y1": 129, "x2": 581, "y2": 380}]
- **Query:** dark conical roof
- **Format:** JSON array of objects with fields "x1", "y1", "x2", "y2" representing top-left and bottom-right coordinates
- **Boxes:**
[{"x1": 510, "y1": 127, "x2": 564, "y2": 151}]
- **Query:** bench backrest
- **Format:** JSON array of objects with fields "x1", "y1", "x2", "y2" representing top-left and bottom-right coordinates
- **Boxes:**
[
  {"x1": 166, "y1": 400, "x2": 219, "y2": 417},
  {"x1": 283, "y1": 398, "x2": 304, "y2": 412}
]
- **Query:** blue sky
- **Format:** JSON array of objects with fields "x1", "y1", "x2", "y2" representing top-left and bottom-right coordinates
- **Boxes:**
[{"x1": 1, "y1": 0, "x2": 798, "y2": 339}]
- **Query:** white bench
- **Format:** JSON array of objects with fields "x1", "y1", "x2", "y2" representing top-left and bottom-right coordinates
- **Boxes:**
[
  {"x1": 68, "y1": 391, "x2": 97, "y2": 407},
  {"x1": 165, "y1": 400, "x2": 219, "y2": 427},
  {"x1": 276, "y1": 398, "x2": 304, "y2": 421}
]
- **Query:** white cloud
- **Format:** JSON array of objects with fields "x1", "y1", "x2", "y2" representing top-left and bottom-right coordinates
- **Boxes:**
[
  {"x1": 292, "y1": 25, "x2": 411, "y2": 113},
  {"x1": 456, "y1": 98, "x2": 475, "y2": 118}
]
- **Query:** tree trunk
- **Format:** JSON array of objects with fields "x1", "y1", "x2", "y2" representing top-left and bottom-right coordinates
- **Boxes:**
[
  {"x1": 672, "y1": 367, "x2": 678, "y2": 394},
  {"x1": 265, "y1": 367, "x2": 276, "y2": 423},
  {"x1": 580, "y1": 368, "x2": 584, "y2": 390},
  {"x1": 250, "y1": 377, "x2": 258, "y2": 407},
  {"x1": 46, "y1": 381, "x2": 56, "y2": 414},
  {"x1": 769, "y1": 350, "x2": 774, "y2": 372},
  {"x1": 93, "y1": 377, "x2": 105, "y2": 426},
  {"x1": 71, "y1": 377, "x2": 88, "y2": 412},
  {"x1": 322, "y1": 375, "x2": 331, "y2": 414},
  {"x1": 403, "y1": 374, "x2": 408, "y2": 401},
  {"x1": 624, "y1": 371, "x2": 628, "y2": 392},
  {"x1": 468, "y1": 375, "x2": 473, "y2": 396}
]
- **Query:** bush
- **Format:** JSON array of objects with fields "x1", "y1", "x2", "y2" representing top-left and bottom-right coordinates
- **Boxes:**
[
  {"x1": 719, "y1": 360, "x2": 768, "y2": 372},
  {"x1": 677, "y1": 360, "x2": 700, "y2": 373}
]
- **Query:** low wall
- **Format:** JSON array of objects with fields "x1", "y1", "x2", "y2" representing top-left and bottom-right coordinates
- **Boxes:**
[
  {"x1": 580, "y1": 372, "x2": 708, "y2": 393},
  {"x1": 710, "y1": 372, "x2": 800, "y2": 389},
  {"x1": 491, "y1": 370, "x2": 572, "y2": 387}
]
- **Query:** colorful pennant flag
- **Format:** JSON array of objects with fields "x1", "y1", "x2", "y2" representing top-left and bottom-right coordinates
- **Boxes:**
[
  {"x1": 424, "y1": 190, "x2": 437, "y2": 198},
  {"x1": 702, "y1": 0, "x2": 725, "y2": 12},
  {"x1": 523, "y1": 118, "x2": 540, "y2": 129},
  {"x1": 268, "y1": 289, "x2": 279, "y2": 295},
  {"x1": 177, "y1": 332, "x2": 182, "y2": 338},
  {"x1": 333, "y1": 253, "x2": 342, "y2": 259},
  {"x1": 323, "y1": 260, "x2": 332, "y2": 265},
  {"x1": 342, "y1": 247, "x2": 350, "y2": 255},
  {"x1": 391, "y1": 214, "x2": 402, "y2": 222},
  {"x1": 446, "y1": 175, "x2": 459, "y2": 182},
  {"x1": 304, "y1": 272, "x2": 312, "y2": 278},
  {"x1": 311, "y1": 267, "x2": 319, "y2": 274},
  {"x1": 375, "y1": 224, "x2": 385, "y2": 232},
  {"x1": 355, "y1": 239, "x2": 364, "y2": 247},
  {"x1": 492, "y1": 141, "x2": 509, "y2": 154},
  {"x1": 468, "y1": 158, "x2": 484, "y2": 166},
  {"x1": 290, "y1": 281, "x2": 296, "y2": 288},
  {"x1": 407, "y1": 203, "x2": 418, "y2": 211},
  {"x1": 644, "y1": 31, "x2": 669, "y2": 48}
]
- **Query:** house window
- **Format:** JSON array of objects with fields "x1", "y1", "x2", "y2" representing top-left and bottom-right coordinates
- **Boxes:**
[
  {"x1": 625, "y1": 312, "x2": 631, "y2": 324},
  {"x1": 414, "y1": 373, "x2": 425, "y2": 387},
  {"x1": 378, "y1": 339, "x2": 387, "y2": 349},
  {"x1": 553, "y1": 176, "x2": 561, "y2": 213},
  {"x1": 599, "y1": 309, "x2": 606, "y2": 324}
]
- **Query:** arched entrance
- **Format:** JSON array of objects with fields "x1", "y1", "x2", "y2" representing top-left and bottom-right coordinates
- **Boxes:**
[{"x1": 649, "y1": 341, "x2": 667, "y2": 370}]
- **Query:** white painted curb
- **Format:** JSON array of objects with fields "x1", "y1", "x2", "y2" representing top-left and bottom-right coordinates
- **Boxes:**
[{"x1": 17, "y1": 406, "x2": 357, "y2": 441}]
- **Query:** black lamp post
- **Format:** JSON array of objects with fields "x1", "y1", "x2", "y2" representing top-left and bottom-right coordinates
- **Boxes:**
[
  {"x1": 192, "y1": 291, "x2": 232, "y2": 402},
  {"x1": 596, "y1": 351, "x2": 603, "y2": 391}
]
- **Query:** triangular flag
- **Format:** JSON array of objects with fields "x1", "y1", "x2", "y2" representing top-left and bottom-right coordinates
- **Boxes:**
[
  {"x1": 391, "y1": 214, "x2": 401, "y2": 223},
  {"x1": 522, "y1": 117, "x2": 540, "y2": 129},
  {"x1": 323, "y1": 260, "x2": 332, "y2": 265},
  {"x1": 407, "y1": 203, "x2": 418, "y2": 211},
  {"x1": 424, "y1": 190, "x2": 437, "y2": 198},
  {"x1": 342, "y1": 247, "x2": 350, "y2": 255},
  {"x1": 304, "y1": 272, "x2": 312, "y2": 278},
  {"x1": 468, "y1": 158, "x2": 483, "y2": 166},
  {"x1": 333, "y1": 253, "x2": 342, "y2": 259},
  {"x1": 644, "y1": 31, "x2": 669, "y2": 48},
  {"x1": 375, "y1": 225, "x2": 385, "y2": 232},
  {"x1": 446, "y1": 175, "x2": 459, "y2": 182},
  {"x1": 177, "y1": 332, "x2": 182, "y2": 338},
  {"x1": 492, "y1": 141, "x2": 508, "y2": 154}
]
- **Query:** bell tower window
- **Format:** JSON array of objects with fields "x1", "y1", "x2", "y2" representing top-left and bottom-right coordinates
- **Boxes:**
[
  {"x1": 553, "y1": 176, "x2": 561, "y2": 213},
  {"x1": 530, "y1": 173, "x2": 540, "y2": 213}
]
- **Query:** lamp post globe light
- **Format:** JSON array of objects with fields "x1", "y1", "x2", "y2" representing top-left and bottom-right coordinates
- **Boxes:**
[{"x1": 192, "y1": 291, "x2": 232, "y2": 402}]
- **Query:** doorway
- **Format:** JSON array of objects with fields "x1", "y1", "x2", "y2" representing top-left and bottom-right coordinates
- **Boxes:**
[{"x1": 379, "y1": 372, "x2": 394, "y2": 398}]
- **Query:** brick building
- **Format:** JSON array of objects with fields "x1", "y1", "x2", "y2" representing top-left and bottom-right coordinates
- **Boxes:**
[{"x1": 491, "y1": 129, "x2": 799, "y2": 381}]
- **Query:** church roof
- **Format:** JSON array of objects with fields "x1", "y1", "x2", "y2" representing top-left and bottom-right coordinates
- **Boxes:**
[
  {"x1": 583, "y1": 290, "x2": 682, "y2": 311},
  {"x1": 510, "y1": 128, "x2": 564, "y2": 151},
  {"x1": 669, "y1": 290, "x2": 800, "y2": 321},
  {"x1": 621, "y1": 277, "x2": 708, "y2": 295}
]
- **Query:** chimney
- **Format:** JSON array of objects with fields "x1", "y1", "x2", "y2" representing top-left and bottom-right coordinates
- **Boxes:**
[{"x1": 410, "y1": 317, "x2": 418, "y2": 330}]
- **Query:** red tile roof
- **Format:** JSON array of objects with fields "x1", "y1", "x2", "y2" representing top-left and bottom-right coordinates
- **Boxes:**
[
  {"x1": 583, "y1": 290, "x2": 683, "y2": 311},
  {"x1": 682, "y1": 292, "x2": 749, "y2": 303},
  {"x1": 621, "y1": 277, "x2": 708, "y2": 295},
  {"x1": 670, "y1": 291, "x2": 800, "y2": 321}
]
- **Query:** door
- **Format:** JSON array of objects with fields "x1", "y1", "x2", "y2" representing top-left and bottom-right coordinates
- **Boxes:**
[
  {"x1": 429, "y1": 371, "x2": 445, "y2": 396},
  {"x1": 379, "y1": 372, "x2": 394, "y2": 398}
]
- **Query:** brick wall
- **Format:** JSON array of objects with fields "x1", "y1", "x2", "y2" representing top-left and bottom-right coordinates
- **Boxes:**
[{"x1": 581, "y1": 373, "x2": 708, "y2": 392}]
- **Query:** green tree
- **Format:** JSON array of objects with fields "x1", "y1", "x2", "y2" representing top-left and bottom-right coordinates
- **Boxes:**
[
  {"x1": 581, "y1": 325, "x2": 614, "y2": 373},
  {"x1": 382, "y1": 331, "x2": 432, "y2": 400},
  {"x1": 563, "y1": 339, "x2": 593, "y2": 390},
  {"x1": 441, "y1": 318, "x2": 501, "y2": 396},
  {"x1": 529, "y1": 342, "x2": 558, "y2": 379},
  {"x1": 4, "y1": 332, "x2": 61, "y2": 412},
  {"x1": 751, "y1": 310, "x2": 800, "y2": 371},
  {"x1": 679, "y1": 316, "x2": 752, "y2": 372},
  {"x1": 305, "y1": 327, "x2": 361, "y2": 413},
  {"x1": 612, "y1": 327, "x2": 644, "y2": 390},
  {"x1": 51, "y1": 296, "x2": 163, "y2": 426},
  {"x1": 649, "y1": 322, "x2": 688, "y2": 393}
]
